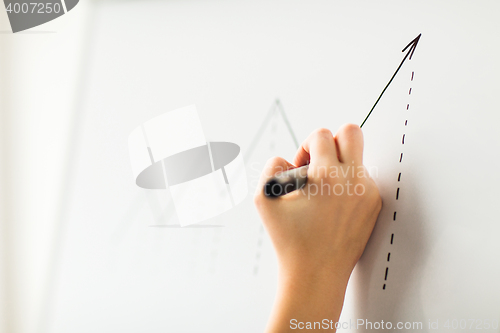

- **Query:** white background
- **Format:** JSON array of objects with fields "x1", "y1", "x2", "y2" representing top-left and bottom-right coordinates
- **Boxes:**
[{"x1": 1, "y1": 1, "x2": 500, "y2": 332}]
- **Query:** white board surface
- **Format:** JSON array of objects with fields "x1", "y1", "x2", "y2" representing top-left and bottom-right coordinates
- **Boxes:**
[{"x1": 49, "y1": 1, "x2": 500, "y2": 332}]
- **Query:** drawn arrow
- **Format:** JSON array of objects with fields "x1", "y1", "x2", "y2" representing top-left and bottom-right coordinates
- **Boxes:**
[{"x1": 360, "y1": 33, "x2": 422, "y2": 128}]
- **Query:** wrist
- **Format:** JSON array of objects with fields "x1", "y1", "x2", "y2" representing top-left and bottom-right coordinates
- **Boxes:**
[
  {"x1": 266, "y1": 264, "x2": 350, "y2": 332},
  {"x1": 278, "y1": 254, "x2": 354, "y2": 288},
  {"x1": 279, "y1": 262, "x2": 351, "y2": 297},
  {"x1": 278, "y1": 260, "x2": 351, "y2": 312}
]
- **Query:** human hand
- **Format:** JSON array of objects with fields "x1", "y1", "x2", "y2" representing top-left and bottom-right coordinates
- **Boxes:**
[{"x1": 254, "y1": 125, "x2": 382, "y2": 332}]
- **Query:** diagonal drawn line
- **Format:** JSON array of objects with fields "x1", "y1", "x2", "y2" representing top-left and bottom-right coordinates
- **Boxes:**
[
  {"x1": 113, "y1": 35, "x2": 422, "y2": 231},
  {"x1": 244, "y1": 101, "x2": 278, "y2": 161},
  {"x1": 360, "y1": 34, "x2": 421, "y2": 128},
  {"x1": 149, "y1": 99, "x2": 299, "y2": 225},
  {"x1": 245, "y1": 99, "x2": 300, "y2": 161},
  {"x1": 275, "y1": 99, "x2": 299, "y2": 149}
]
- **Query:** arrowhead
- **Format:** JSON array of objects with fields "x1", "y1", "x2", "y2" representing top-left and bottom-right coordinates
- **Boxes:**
[{"x1": 402, "y1": 33, "x2": 422, "y2": 60}]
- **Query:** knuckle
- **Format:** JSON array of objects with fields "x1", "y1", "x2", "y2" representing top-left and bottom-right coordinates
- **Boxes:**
[
  {"x1": 264, "y1": 157, "x2": 287, "y2": 177},
  {"x1": 339, "y1": 123, "x2": 362, "y2": 137},
  {"x1": 314, "y1": 127, "x2": 333, "y2": 138},
  {"x1": 266, "y1": 156, "x2": 283, "y2": 167}
]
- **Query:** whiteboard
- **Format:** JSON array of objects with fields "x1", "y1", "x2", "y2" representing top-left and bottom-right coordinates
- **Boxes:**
[{"x1": 49, "y1": 1, "x2": 500, "y2": 332}]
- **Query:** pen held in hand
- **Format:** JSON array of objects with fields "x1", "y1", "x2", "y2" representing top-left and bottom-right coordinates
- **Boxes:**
[{"x1": 264, "y1": 165, "x2": 309, "y2": 198}]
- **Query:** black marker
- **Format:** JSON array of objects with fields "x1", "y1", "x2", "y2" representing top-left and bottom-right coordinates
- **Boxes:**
[{"x1": 264, "y1": 165, "x2": 309, "y2": 198}]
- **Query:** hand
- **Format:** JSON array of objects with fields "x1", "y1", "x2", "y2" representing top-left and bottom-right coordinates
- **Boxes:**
[{"x1": 254, "y1": 125, "x2": 382, "y2": 332}]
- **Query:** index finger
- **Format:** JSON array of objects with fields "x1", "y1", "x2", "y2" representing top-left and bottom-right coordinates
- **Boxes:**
[{"x1": 293, "y1": 128, "x2": 340, "y2": 168}]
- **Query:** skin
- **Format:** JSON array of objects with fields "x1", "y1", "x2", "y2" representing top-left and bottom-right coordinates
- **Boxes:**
[{"x1": 254, "y1": 124, "x2": 382, "y2": 332}]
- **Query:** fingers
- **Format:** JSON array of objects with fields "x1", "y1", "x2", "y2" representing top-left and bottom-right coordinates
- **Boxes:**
[
  {"x1": 293, "y1": 128, "x2": 339, "y2": 167},
  {"x1": 334, "y1": 124, "x2": 364, "y2": 165},
  {"x1": 292, "y1": 124, "x2": 363, "y2": 167}
]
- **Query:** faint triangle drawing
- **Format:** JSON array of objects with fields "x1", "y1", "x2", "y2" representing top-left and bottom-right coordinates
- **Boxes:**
[{"x1": 244, "y1": 99, "x2": 299, "y2": 162}]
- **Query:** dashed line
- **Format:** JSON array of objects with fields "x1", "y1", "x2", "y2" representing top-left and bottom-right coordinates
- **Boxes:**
[
  {"x1": 253, "y1": 224, "x2": 265, "y2": 275},
  {"x1": 384, "y1": 69, "x2": 414, "y2": 290},
  {"x1": 269, "y1": 112, "x2": 278, "y2": 150}
]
